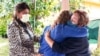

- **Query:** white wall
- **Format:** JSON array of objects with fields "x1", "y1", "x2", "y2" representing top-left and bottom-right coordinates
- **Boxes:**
[{"x1": 88, "y1": 8, "x2": 100, "y2": 20}]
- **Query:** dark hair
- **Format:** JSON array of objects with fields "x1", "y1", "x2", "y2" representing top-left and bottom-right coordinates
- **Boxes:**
[
  {"x1": 57, "y1": 10, "x2": 72, "y2": 24},
  {"x1": 15, "y1": 2, "x2": 30, "y2": 12},
  {"x1": 74, "y1": 10, "x2": 89, "y2": 26},
  {"x1": 13, "y1": 2, "x2": 30, "y2": 20}
]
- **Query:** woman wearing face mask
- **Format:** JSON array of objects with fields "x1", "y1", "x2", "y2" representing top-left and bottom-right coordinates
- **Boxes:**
[
  {"x1": 7, "y1": 2, "x2": 39, "y2": 56},
  {"x1": 44, "y1": 10, "x2": 90, "y2": 56}
]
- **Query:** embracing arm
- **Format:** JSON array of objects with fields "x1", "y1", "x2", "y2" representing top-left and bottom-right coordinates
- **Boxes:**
[
  {"x1": 45, "y1": 31, "x2": 67, "y2": 53},
  {"x1": 45, "y1": 31, "x2": 89, "y2": 54},
  {"x1": 45, "y1": 31, "x2": 54, "y2": 48},
  {"x1": 38, "y1": 26, "x2": 50, "y2": 55}
]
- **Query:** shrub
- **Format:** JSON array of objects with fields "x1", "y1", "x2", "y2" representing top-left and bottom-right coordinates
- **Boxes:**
[{"x1": 92, "y1": 48, "x2": 100, "y2": 56}]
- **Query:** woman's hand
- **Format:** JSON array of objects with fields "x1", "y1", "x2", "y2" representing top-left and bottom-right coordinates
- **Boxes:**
[
  {"x1": 45, "y1": 30, "x2": 50, "y2": 38},
  {"x1": 45, "y1": 30, "x2": 54, "y2": 48}
]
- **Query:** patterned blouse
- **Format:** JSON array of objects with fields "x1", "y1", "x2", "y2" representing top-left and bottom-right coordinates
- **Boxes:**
[{"x1": 7, "y1": 19, "x2": 37, "y2": 56}]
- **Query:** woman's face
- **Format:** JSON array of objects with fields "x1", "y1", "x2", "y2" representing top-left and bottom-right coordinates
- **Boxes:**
[
  {"x1": 16, "y1": 9, "x2": 29, "y2": 19},
  {"x1": 71, "y1": 13, "x2": 80, "y2": 25}
]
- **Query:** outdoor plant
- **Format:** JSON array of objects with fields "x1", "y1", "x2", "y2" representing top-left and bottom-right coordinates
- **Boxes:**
[{"x1": 92, "y1": 48, "x2": 100, "y2": 56}]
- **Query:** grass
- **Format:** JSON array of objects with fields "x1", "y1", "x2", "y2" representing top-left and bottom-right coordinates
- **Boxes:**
[
  {"x1": 0, "y1": 45, "x2": 9, "y2": 56},
  {"x1": 92, "y1": 48, "x2": 100, "y2": 56},
  {"x1": 0, "y1": 37, "x2": 9, "y2": 56},
  {"x1": 0, "y1": 37, "x2": 8, "y2": 44}
]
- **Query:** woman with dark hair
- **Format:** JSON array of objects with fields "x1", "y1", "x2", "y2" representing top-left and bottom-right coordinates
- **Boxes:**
[
  {"x1": 7, "y1": 2, "x2": 38, "y2": 56},
  {"x1": 45, "y1": 10, "x2": 90, "y2": 56}
]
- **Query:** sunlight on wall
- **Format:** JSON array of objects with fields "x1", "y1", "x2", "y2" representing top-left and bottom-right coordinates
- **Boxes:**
[
  {"x1": 84, "y1": 0, "x2": 100, "y2": 20},
  {"x1": 89, "y1": 8, "x2": 100, "y2": 20}
]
